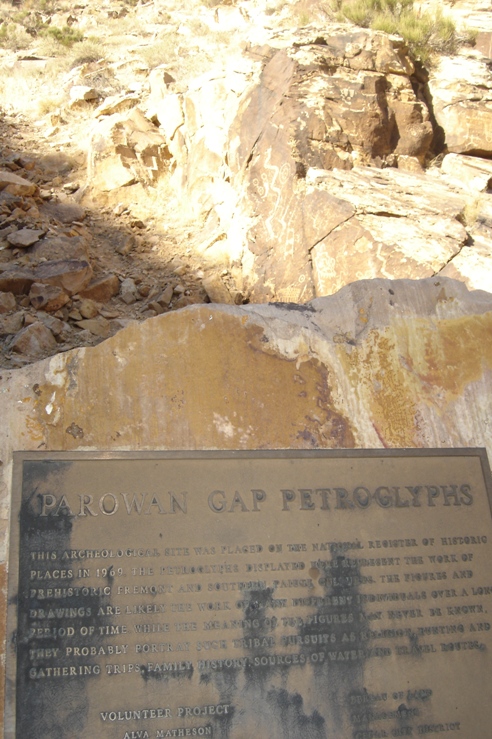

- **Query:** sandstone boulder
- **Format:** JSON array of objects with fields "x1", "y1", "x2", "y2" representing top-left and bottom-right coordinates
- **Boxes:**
[
  {"x1": 1, "y1": 276, "x2": 491, "y2": 453},
  {"x1": 33, "y1": 259, "x2": 93, "y2": 296},
  {"x1": 9, "y1": 321, "x2": 57, "y2": 358},
  {"x1": 440, "y1": 238, "x2": 492, "y2": 293},
  {"x1": 29, "y1": 233, "x2": 89, "y2": 261},
  {"x1": 78, "y1": 273, "x2": 120, "y2": 302},
  {"x1": 307, "y1": 166, "x2": 468, "y2": 294},
  {"x1": 440, "y1": 194, "x2": 492, "y2": 292},
  {"x1": 0, "y1": 268, "x2": 36, "y2": 295},
  {"x1": 0, "y1": 171, "x2": 37, "y2": 197},
  {"x1": 7, "y1": 229, "x2": 45, "y2": 248},
  {"x1": 441, "y1": 153, "x2": 492, "y2": 191},
  {"x1": 88, "y1": 107, "x2": 172, "y2": 192},
  {"x1": 29, "y1": 283, "x2": 70, "y2": 312}
]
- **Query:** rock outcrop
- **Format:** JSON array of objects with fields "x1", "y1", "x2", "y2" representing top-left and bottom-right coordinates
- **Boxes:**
[
  {"x1": 138, "y1": 27, "x2": 492, "y2": 303},
  {"x1": 88, "y1": 106, "x2": 172, "y2": 192},
  {"x1": 428, "y1": 53, "x2": 492, "y2": 156}
]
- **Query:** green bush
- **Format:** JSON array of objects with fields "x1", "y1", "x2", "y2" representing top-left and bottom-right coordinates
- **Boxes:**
[
  {"x1": 0, "y1": 22, "x2": 33, "y2": 50},
  {"x1": 336, "y1": 0, "x2": 460, "y2": 63},
  {"x1": 40, "y1": 25, "x2": 84, "y2": 48},
  {"x1": 340, "y1": 0, "x2": 374, "y2": 27},
  {"x1": 371, "y1": 11, "x2": 398, "y2": 35}
]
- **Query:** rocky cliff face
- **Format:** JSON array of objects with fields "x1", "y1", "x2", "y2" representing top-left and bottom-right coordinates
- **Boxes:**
[
  {"x1": 0, "y1": 0, "x2": 491, "y2": 365},
  {"x1": 154, "y1": 24, "x2": 492, "y2": 304}
]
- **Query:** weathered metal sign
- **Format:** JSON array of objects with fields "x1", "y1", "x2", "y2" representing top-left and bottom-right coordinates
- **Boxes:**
[{"x1": 5, "y1": 449, "x2": 492, "y2": 738}]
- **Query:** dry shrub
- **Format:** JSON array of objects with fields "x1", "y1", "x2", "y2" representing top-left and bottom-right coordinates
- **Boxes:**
[{"x1": 335, "y1": 0, "x2": 463, "y2": 64}]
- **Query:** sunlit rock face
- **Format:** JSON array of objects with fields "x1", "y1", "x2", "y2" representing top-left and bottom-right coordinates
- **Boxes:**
[
  {"x1": 428, "y1": 54, "x2": 492, "y2": 157},
  {"x1": 141, "y1": 27, "x2": 489, "y2": 303}
]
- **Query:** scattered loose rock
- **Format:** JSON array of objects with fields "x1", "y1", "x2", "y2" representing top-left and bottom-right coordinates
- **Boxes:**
[
  {"x1": 0, "y1": 292, "x2": 16, "y2": 313},
  {"x1": 0, "y1": 171, "x2": 37, "y2": 197},
  {"x1": 7, "y1": 228, "x2": 45, "y2": 248},
  {"x1": 29, "y1": 283, "x2": 70, "y2": 312},
  {"x1": 78, "y1": 273, "x2": 120, "y2": 302},
  {"x1": 76, "y1": 316, "x2": 110, "y2": 337},
  {"x1": 69, "y1": 86, "x2": 99, "y2": 105},
  {"x1": 157, "y1": 284, "x2": 174, "y2": 307},
  {"x1": 0, "y1": 312, "x2": 23, "y2": 336},
  {"x1": 120, "y1": 277, "x2": 139, "y2": 304},
  {"x1": 78, "y1": 298, "x2": 100, "y2": 319},
  {"x1": 9, "y1": 321, "x2": 57, "y2": 358}
]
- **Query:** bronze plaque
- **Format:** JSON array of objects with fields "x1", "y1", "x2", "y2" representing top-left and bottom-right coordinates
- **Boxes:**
[{"x1": 6, "y1": 449, "x2": 492, "y2": 739}]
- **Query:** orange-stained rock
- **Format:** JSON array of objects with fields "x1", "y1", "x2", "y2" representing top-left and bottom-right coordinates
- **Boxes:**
[
  {"x1": 78, "y1": 273, "x2": 120, "y2": 302},
  {"x1": 1, "y1": 275, "x2": 491, "y2": 499}
]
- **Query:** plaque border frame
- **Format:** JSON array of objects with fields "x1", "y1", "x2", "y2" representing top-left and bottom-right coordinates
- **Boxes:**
[{"x1": 5, "y1": 446, "x2": 492, "y2": 738}]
